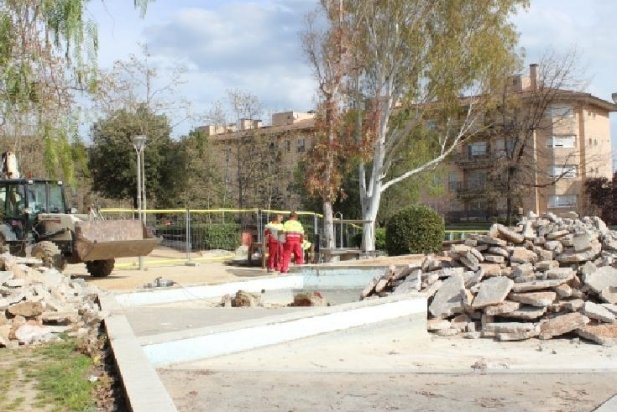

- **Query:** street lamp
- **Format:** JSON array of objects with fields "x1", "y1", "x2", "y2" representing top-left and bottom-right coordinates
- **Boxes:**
[{"x1": 132, "y1": 134, "x2": 147, "y2": 270}]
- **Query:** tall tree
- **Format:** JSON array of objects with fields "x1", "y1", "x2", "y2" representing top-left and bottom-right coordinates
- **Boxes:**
[
  {"x1": 88, "y1": 105, "x2": 182, "y2": 207},
  {"x1": 585, "y1": 173, "x2": 617, "y2": 225},
  {"x1": 343, "y1": 0, "x2": 526, "y2": 251},
  {"x1": 302, "y1": 0, "x2": 353, "y2": 251},
  {"x1": 0, "y1": 0, "x2": 150, "y2": 182}
]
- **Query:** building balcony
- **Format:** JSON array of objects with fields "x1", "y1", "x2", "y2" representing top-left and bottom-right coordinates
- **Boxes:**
[
  {"x1": 452, "y1": 181, "x2": 489, "y2": 198},
  {"x1": 453, "y1": 153, "x2": 495, "y2": 169}
]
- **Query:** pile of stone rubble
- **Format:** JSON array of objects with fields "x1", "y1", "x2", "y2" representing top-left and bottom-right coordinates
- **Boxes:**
[
  {"x1": 362, "y1": 212, "x2": 617, "y2": 345},
  {"x1": 0, "y1": 253, "x2": 106, "y2": 348}
]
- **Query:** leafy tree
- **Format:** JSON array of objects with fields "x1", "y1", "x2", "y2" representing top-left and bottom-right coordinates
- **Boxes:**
[
  {"x1": 88, "y1": 105, "x2": 182, "y2": 207},
  {"x1": 0, "y1": 0, "x2": 150, "y2": 182},
  {"x1": 585, "y1": 173, "x2": 617, "y2": 225},
  {"x1": 341, "y1": 0, "x2": 527, "y2": 251}
]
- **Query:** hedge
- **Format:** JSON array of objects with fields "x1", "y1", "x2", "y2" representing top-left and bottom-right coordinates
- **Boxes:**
[{"x1": 385, "y1": 205, "x2": 444, "y2": 255}]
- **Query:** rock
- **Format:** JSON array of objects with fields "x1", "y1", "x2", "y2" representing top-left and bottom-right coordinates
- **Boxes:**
[
  {"x1": 509, "y1": 291, "x2": 556, "y2": 307},
  {"x1": 581, "y1": 301, "x2": 616, "y2": 323},
  {"x1": 479, "y1": 263, "x2": 502, "y2": 277},
  {"x1": 510, "y1": 247, "x2": 538, "y2": 264},
  {"x1": 484, "y1": 301, "x2": 520, "y2": 316},
  {"x1": 496, "y1": 327, "x2": 540, "y2": 341},
  {"x1": 512, "y1": 263, "x2": 534, "y2": 278},
  {"x1": 427, "y1": 319, "x2": 451, "y2": 331},
  {"x1": 476, "y1": 235, "x2": 507, "y2": 247},
  {"x1": 361, "y1": 276, "x2": 380, "y2": 299},
  {"x1": 14, "y1": 324, "x2": 53, "y2": 344},
  {"x1": 433, "y1": 328, "x2": 460, "y2": 337},
  {"x1": 495, "y1": 224, "x2": 525, "y2": 244},
  {"x1": 428, "y1": 274, "x2": 465, "y2": 318},
  {"x1": 487, "y1": 247, "x2": 509, "y2": 258},
  {"x1": 547, "y1": 230, "x2": 570, "y2": 240},
  {"x1": 483, "y1": 322, "x2": 537, "y2": 334},
  {"x1": 41, "y1": 311, "x2": 80, "y2": 325},
  {"x1": 522, "y1": 221, "x2": 535, "y2": 239},
  {"x1": 5, "y1": 279, "x2": 26, "y2": 288},
  {"x1": 599, "y1": 287, "x2": 617, "y2": 305},
  {"x1": 538, "y1": 249, "x2": 554, "y2": 261},
  {"x1": 545, "y1": 268, "x2": 575, "y2": 280},
  {"x1": 8, "y1": 301, "x2": 43, "y2": 317},
  {"x1": 535, "y1": 260, "x2": 559, "y2": 271},
  {"x1": 393, "y1": 276, "x2": 421, "y2": 294},
  {"x1": 462, "y1": 331, "x2": 482, "y2": 339},
  {"x1": 583, "y1": 266, "x2": 617, "y2": 295},
  {"x1": 544, "y1": 240, "x2": 563, "y2": 253},
  {"x1": 577, "y1": 324, "x2": 617, "y2": 346},
  {"x1": 232, "y1": 290, "x2": 261, "y2": 307},
  {"x1": 573, "y1": 233, "x2": 592, "y2": 252},
  {"x1": 374, "y1": 278, "x2": 390, "y2": 294},
  {"x1": 539, "y1": 313, "x2": 590, "y2": 339},
  {"x1": 0, "y1": 271, "x2": 13, "y2": 285},
  {"x1": 483, "y1": 255, "x2": 505, "y2": 264},
  {"x1": 432, "y1": 267, "x2": 465, "y2": 279},
  {"x1": 463, "y1": 271, "x2": 483, "y2": 288},
  {"x1": 579, "y1": 261, "x2": 597, "y2": 278},
  {"x1": 511, "y1": 277, "x2": 573, "y2": 293},
  {"x1": 601, "y1": 304, "x2": 617, "y2": 317},
  {"x1": 557, "y1": 240, "x2": 601, "y2": 263},
  {"x1": 459, "y1": 251, "x2": 480, "y2": 271},
  {"x1": 554, "y1": 284, "x2": 573, "y2": 298},
  {"x1": 469, "y1": 248, "x2": 484, "y2": 262},
  {"x1": 450, "y1": 314, "x2": 472, "y2": 331},
  {"x1": 423, "y1": 279, "x2": 443, "y2": 298},
  {"x1": 472, "y1": 277, "x2": 514, "y2": 308},
  {"x1": 500, "y1": 306, "x2": 547, "y2": 320}
]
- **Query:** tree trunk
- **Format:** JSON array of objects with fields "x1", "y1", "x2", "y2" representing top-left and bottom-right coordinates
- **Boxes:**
[
  {"x1": 323, "y1": 200, "x2": 335, "y2": 252},
  {"x1": 360, "y1": 178, "x2": 382, "y2": 252}
]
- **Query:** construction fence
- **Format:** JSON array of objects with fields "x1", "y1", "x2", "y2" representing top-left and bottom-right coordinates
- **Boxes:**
[{"x1": 100, "y1": 208, "x2": 364, "y2": 266}]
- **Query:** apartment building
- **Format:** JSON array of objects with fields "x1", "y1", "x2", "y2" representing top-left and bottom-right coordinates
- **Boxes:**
[
  {"x1": 202, "y1": 111, "x2": 316, "y2": 208},
  {"x1": 424, "y1": 65, "x2": 616, "y2": 222}
]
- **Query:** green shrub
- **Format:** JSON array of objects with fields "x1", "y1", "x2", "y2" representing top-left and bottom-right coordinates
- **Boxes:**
[
  {"x1": 385, "y1": 205, "x2": 444, "y2": 255},
  {"x1": 201, "y1": 223, "x2": 241, "y2": 250}
]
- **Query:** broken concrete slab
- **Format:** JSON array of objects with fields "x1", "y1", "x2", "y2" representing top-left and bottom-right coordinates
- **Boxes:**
[
  {"x1": 509, "y1": 291, "x2": 556, "y2": 307},
  {"x1": 500, "y1": 306, "x2": 547, "y2": 320},
  {"x1": 8, "y1": 301, "x2": 43, "y2": 317},
  {"x1": 495, "y1": 224, "x2": 525, "y2": 244},
  {"x1": 428, "y1": 274, "x2": 465, "y2": 318},
  {"x1": 511, "y1": 277, "x2": 573, "y2": 293},
  {"x1": 510, "y1": 247, "x2": 538, "y2": 264},
  {"x1": 584, "y1": 266, "x2": 617, "y2": 295},
  {"x1": 472, "y1": 277, "x2": 514, "y2": 309},
  {"x1": 427, "y1": 319, "x2": 451, "y2": 331},
  {"x1": 577, "y1": 324, "x2": 617, "y2": 346},
  {"x1": 539, "y1": 312, "x2": 590, "y2": 340},
  {"x1": 484, "y1": 301, "x2": 520, "y2": 316},
  {"x1": 581, "y1": 301, "x2": 616, "y2": 323}
]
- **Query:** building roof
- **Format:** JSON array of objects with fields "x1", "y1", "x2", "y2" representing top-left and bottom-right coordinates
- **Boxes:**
[{"x1": 207, "y1": 118, "x2": 316, "y2": 143}]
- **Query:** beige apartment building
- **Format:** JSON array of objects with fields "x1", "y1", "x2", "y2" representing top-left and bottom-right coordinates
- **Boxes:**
[
  {"x1": 423, "y1": 65, "x2": 616, "y2": 222},
  {"x1": 202, "y1": 111, "x2": 316, "y2": 209},
  {"x1": 203, "y1": 66, "x2": 615, "y2": 221}
]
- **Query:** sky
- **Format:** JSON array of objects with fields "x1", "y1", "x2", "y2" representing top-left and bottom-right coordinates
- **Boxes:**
[{"x1": 87, "y1": 0, "x2": 617, "y2": 164}]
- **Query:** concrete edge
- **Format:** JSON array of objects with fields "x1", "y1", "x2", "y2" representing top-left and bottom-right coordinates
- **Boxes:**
[
  {"x1": 138, "y1": 292, "x2": 427, "y2": 345},
  {"x1": 595, "y1": 393, "x2": 617, "y2": 411},
  {"x1": 99, "y1": 294, "x2": 177, "y2": 412},
  {"x1": 141, "y1": 294, "x2": 428, "y2": 367}
]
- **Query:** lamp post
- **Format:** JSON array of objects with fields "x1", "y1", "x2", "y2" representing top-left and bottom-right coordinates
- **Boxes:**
[{"x1": 132, "y1": 134, "x2": 147, "y2": 270}]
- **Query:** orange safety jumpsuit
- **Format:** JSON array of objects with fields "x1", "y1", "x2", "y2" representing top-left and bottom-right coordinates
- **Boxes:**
[
  {"x1": 264, "y1": 221, "x2": 284, "y2": 271},
  {"x1": 280, "y1": 219, "x2": 304, "y2": 273}
]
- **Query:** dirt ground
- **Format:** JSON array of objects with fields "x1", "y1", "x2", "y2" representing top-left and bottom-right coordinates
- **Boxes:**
[{"x1": 160, "y1": 370, "x2": 616, "y2": 412}]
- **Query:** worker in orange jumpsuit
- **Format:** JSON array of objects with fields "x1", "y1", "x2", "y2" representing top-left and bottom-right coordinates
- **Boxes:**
[
  {"x1": 264, "y1": 214, "x2": 284, "y2": 272},
  {"x1": 280, "y1": 212, "x2": 305, "y2": 273}
]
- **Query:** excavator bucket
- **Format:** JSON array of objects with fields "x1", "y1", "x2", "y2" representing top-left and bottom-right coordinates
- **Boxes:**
[{"x1": 73, "y1": 220, "x2": 159, "y2": 262}]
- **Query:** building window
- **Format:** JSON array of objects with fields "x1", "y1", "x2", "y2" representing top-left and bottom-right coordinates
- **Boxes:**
[
  {"x1": 468, "y1": 142, "x2": 487, "y2": 157},
  {"x1": 549, "y1": 105, "x2": 574, "y2": 119},
  {"x1": 286, "y1": 140, "x2": 291, "y2": 152},
  {"x1": 549, "y1": 165, "x2": 577, "y2": 179},
  {"x1": 448, "y1": 172, "x2": 458, "y2": 192},
  {"x1": 297, "y1": 138, "x2": 305, "y2": 153},
  {"x1": 548, "y1": 195, "x2": 577, "y2": 209},
  {"x1": 547, "y1": 135, "x2": 575, "y2": 149}
]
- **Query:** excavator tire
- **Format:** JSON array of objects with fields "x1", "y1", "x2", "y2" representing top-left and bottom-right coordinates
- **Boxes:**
[
  {"x1": 31, "y1": 241, "x2": 67, "y2": 271},
  {"x1": 86, "y1": 259, "x2": 115, "y2": 277}
]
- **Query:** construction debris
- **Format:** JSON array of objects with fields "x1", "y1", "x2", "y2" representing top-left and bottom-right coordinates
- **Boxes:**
[
  {"x1": 362, "y1": 212, "x2": 617, "y2": 346},
  {"x1": 0, "y1": 253, "x2": 106, "y2": 348},
  {"x1": 289, "y1": 291, "x2": 329, "y2": 307}
]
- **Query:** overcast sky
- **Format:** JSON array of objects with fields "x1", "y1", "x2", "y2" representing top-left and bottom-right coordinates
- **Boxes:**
[{"x1": 87, "y1": 0, "x2": 617, "y2": 163}]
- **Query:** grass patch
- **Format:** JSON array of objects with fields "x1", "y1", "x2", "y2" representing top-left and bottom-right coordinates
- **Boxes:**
[{"x1": 31, "y1": 340, "x2": 96, "y2": 411}]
